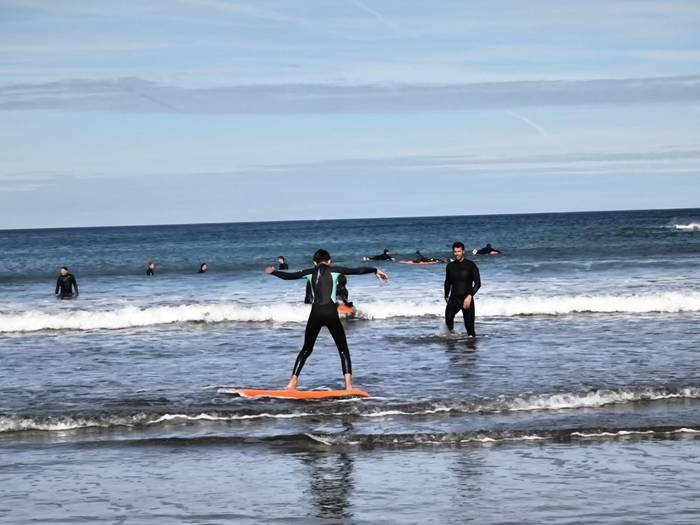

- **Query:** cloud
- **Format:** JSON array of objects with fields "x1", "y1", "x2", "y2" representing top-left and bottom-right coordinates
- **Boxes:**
[
  {"x1": 1, "y1": 75, "x2": 699, "y2": 114},
  {"x1": 506, "y1": 110, "x2": 548, "y2": 137}
]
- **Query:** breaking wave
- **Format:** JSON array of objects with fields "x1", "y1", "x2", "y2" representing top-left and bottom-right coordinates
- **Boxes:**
[
  {"x1": 1, "y1": 291, "x2": 699, "y2": 333},
  {"x1": 674, "y1": 223, "x2": 700, "y2": 231},
  {"x1": 2, "y1": 386, "x2": 699, "y2": 433}
]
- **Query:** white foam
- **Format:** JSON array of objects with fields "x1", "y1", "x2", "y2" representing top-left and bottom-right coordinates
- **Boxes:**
[
  {"x1": 2, "y1": 291, "x2": 700, "y2": 333},
  {"x1": 357, "y1": 292, "x2": 700, "y2": 319},
  {"x1": 674, "y1": 223, "x2": 700, "y2": 231},
  {"x1": 494, "y1": 386, "x2": 700, "y2": 413},
  {"x1": 0, "y1": 410, "x2": 320, "y2": 433},
  {"x1": 2, "y1": 387, "x2": 700, "y2": 433},
  {"x1": 0, "y1": 414, "x2": 151, "y2": 433}
]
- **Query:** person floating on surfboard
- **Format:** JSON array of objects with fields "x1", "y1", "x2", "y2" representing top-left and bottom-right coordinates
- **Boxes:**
[
  {"x1": 445, "y1": 241, "x2": 481, "y2": 336},
  {"x1": 472, "y1": 243, "x2": 501, "y2": 255},
  {"x1": 265, "y1": 249, "x2": 388, "y2": 391},
  {"x1": 362, "y1": 248, "x2": 394, "y2": 261}
]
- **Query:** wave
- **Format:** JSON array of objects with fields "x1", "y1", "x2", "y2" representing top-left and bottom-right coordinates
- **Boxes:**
[
  {"x1": 301, "y1": 426, "x2": 700, "y2": 448},
  {"x1": 3, "y1": 386, "x2": 699, "y2": 434},
  {"x1": 674, "y1": 223, "x2": 700, "y2": 231},
  {"x1": 2, "y1": 291, "x2": 700, "y2": 333}
]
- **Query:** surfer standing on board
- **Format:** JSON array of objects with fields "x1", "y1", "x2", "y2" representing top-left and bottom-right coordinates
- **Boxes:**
[
  {"x1": 444, "y1": 242, "x2": 481, "y2": 336},
  {"x1": 265, "y1": 249, "x2": 388, "y2": 391}
]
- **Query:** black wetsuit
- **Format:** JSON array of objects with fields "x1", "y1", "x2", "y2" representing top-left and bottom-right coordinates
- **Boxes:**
[
  {"x1": 444, "y1": 258, "x2": 481, "y2": 335},
  {"x1": 278, "y1": 262, "x2": 289, "y2": 270},
  {"x1": 368, "y1": 253, "x2": 392, "y2": 261},
  {"x1": 146, "y1": 267, "x2": 155, "y2": 276},
  {"x1": 476, "y1": 245, "x2": 501, "y2": 255},
  {"x1": 336, "y1": 275, "x2": 352, "y2": 307},
  {"x1": 55, "y1": 273, "x2": 79, "y2": 299},
  {"x1": 272, "y1": 264, "x2": 377, "y2": 377}
]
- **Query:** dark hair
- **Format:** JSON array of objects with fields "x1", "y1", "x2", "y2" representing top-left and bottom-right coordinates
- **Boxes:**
[
  {"x1": 452, "y1": 242, "x2": 465, "y2": 250},
  {"x1": 60, "y1": 266, "x2": 69, "y2": 271},
  {"x1": 313, "y1": 249, "x2": 331, "y2": 263},
  {"x1": 278, "y1": 256, "x2": 286, "y2": 260}
]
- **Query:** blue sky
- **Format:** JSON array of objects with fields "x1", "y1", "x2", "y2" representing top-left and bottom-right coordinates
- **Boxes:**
[{"x1": 1, "y1": 0, "x2": 699, "y2": 228}]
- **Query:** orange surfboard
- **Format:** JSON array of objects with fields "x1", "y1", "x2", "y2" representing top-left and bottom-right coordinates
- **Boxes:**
[
  {"x1": 337, "y1": 304, "x2": 354, "y2": 316},
  {"x1": 222, "y1": 388, "x2": 369, "y2": 400}
]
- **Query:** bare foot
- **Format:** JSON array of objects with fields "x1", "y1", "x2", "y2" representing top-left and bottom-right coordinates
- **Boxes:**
[
  {"x1": 344, "y1": 373, "x2": 353, "y2": 391},
  {"x1": 286, "y1": 376, "x2": 298, "y2": 390}
]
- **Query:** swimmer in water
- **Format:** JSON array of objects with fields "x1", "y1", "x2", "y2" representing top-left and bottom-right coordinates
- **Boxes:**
[
  {"x1": 472, "y1": 243, "x2": 501, "y2": 255},
  {"x1": 55, "y1": 266, "x2": 79, "y2": 299},
  {"x1": 363, "y1": 248, "x2": 393, "y2": 262}
]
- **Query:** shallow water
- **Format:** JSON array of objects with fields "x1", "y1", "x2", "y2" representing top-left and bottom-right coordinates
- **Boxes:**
[{"x1": 1, "y1": 208, "x2": 699, "y2": 522}]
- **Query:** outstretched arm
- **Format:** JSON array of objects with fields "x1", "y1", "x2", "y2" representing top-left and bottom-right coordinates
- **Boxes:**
[
  {"x1": 329, "y1": 266, "x2": 388, "y2": 283},
  {"x1": 55, "y1": 277, "x2": 60, "y2": 295},
  {"x1": 264, "y1": 267, "x2": 312, "y2": 280},
  {"x1": 328, "y1": 266, "x2": 376, "y2": 276}
]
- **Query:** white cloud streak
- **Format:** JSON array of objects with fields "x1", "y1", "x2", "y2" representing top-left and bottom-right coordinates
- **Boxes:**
[{"x1": 1, "y1": 75, "x2": 698, "y2": 114}]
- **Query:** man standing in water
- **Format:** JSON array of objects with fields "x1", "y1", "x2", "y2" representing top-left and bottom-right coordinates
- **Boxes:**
[
  {"x1": 265, "y1": 249, "x2": 388, "y2": 390},
  {"x1": 55, "y1": 266, "x2": 79, "y2": 299},
  {"x1": 444, "y1": 242, "x2": 481, "y2": 336}
]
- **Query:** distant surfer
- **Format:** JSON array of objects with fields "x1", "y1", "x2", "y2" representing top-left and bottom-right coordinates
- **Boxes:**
[
  {"x1": 278, "y1": 256, "x2": 289, "y2": 270},
  {"x1": 198, "y1": 263, "x2": 208, "y2": 273},
  {"x1": 414, "y1": 250, "x2": 428, "y2": 262},
  {"x1": 265, "y1": 249, "x2": 388, "y2": 391},
  {"x1": 444, "y1": 242, "x2": 481, "y2": 336},
  {"x1": 55, "y1": 266, "x2": 79, "y2": 299},
  {"x1": 363, "y1": 248, "x2": 393, "y2": 261},
  {"x1": 336, "y1": 274, "x2": 353, "y2": 308},
  {"x1": 472, "y1": 243, "x2": 501, "y2": 255},
  {"x1": 146, "y1": 261, "x2": 156, "y2": 276}
]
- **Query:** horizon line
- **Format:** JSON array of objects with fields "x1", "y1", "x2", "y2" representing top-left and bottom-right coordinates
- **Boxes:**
[{"x1": 2, "y1": 205, "x2": 698, "y2": 233}]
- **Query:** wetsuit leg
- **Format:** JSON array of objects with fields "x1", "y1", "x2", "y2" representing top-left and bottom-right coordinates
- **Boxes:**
[
  {"x1": 445, "y1": 297, "x2": 463, "y2": 331},
  {"x1": 462, "y1": 298, "x2": 476, "y2": 336},
  {"x1": 326, "y1": 312, "x2": 352, "y2": 375},
  {"x1": 292, "y1": 309, "x2": 324, "y2": 377}
]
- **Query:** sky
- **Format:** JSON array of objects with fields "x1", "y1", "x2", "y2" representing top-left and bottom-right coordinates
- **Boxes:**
[{"x1": 1, "y1": 0, "x2": 699, "y2": 228}]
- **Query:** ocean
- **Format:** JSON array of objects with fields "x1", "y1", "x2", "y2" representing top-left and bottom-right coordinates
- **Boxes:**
[{"x1": 1, "y1": 208, "x2": 699, "y2": 524}]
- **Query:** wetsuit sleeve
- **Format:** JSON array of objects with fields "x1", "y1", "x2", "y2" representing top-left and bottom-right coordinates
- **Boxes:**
[
  {"x1": 271, "y1": 268, "x2": 313, "y2": 280},
  {"x1": 444, "y1": 265, "x2": 452, "y2": 300},
  {"x1": 471, "y1": 264, "x2": 481, "y2": 296},
  {"x1": 328, "y1": 266, "x2": 377, "y2": 276},
  {"x1": 72, "y1": 276, "x2": 79, "y2": 295},
  {"x1": 55, "y1": 277, "x2": 60, "y2": 295}
]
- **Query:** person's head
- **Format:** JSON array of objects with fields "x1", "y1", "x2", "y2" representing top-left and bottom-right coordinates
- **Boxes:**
[
  {"x1": 416, "y1": 250, "x2": 421, "y2": 254},
  {"x1": 337, "y1": 274, "x2": 347, "y2": 286},
  {"x1": 452, "y1": 241, "x2": 465, "y2": 260},
  {"x1": 148, "y1": 261, "x2": 156, "y2": 269},
  {"x1": 312, "y1": 249, "x2": 331, "y2": 266},
  {"x1": 278, "y1": 256, "x2": 286, "y2": 263},
  {"x1": 199, "y1": 263, "x2": 208, "y2": 273},
  {"x1": 383, "y1": 248, "x2": 389, "y2": 254},
  {"x1": 486, "y1": 243, "x2": 492, "y2": 249},
  {"x1": 59, "y1": 266, "x2": 69, "y2": 276}
]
